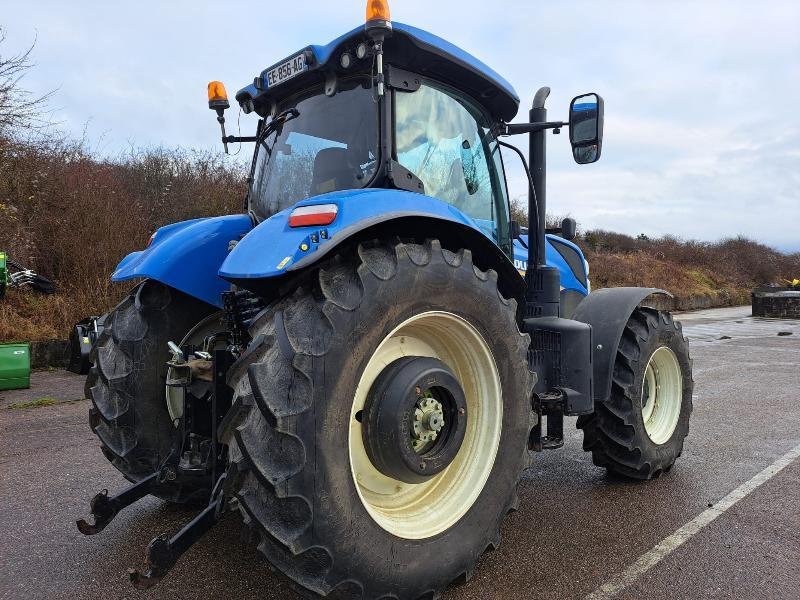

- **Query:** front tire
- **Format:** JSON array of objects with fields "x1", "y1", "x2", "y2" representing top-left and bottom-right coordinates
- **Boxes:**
[
  {"x1": 577, "y1": 307, "x2": 693, "y2": 479},
  {"x1": 220, "y1": 239, "x2": 531, "y2": 599}
]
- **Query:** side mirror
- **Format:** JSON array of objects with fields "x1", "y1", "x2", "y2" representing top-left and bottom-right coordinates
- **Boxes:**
[
  {"x1": 560, "y1": 217, "x2": 577, "y2": 241},
  {"x1": 569, "y1": 93, "x2": 604, "y2": 164}
]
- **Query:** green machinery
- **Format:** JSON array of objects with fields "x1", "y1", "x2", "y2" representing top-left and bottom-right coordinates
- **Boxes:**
[{"x1": 0, "y1": 343, "x2": 30, "y2": 391}]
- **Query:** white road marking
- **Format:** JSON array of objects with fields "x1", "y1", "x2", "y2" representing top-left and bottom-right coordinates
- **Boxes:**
[{"x1": 586, "y1": 441, "x2": 800, "y2": 599}]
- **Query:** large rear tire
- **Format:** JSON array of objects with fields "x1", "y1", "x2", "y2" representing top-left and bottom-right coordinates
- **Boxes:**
[
  {"x1": 577, "y1": 307, "x2": 693, "y2": 479},
  {"x1": 86, "y1": 280, "x2": 216, "y2": 502},
  {"x1": 220, "y1": 239, "x2": 532, "y2": 599}
]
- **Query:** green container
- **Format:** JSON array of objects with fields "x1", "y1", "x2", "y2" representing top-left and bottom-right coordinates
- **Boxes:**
[{"x1": 0, "y1": 343, "x2": 31, "y2": 390}]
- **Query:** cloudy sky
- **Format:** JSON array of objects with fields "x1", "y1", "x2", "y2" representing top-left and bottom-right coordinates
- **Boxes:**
[{"x1": 4, "y1": 0, "x2": 799, "y2": 250}]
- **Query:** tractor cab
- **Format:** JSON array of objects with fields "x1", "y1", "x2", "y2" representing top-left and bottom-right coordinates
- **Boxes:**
[
  {"x1": 218, "y1": 20, "x2": 519, "y2": 255},
  {"x1": 202, "y1": 8, "x2": 603, "y2": 307}
]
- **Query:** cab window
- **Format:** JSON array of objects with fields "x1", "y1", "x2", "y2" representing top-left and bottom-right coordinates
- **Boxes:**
[{"x1": 394, "y1": 80, "x2": 509, "y2": 245}]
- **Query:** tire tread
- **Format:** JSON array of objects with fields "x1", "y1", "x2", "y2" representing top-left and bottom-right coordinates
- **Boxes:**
[
  {"x1": 577, "y1": 307, "x2": 693, "y2": 479},
  {"x1": 85, "y1": 281, "x2": 214, "y2": 502},
  {"x1": 220, "y1": 239, "x2": 529, "y2": 599}
]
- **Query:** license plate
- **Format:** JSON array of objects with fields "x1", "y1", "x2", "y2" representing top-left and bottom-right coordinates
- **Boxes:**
[{"x1": 265, "y1": 53, "x2": 308, "y2": 88}]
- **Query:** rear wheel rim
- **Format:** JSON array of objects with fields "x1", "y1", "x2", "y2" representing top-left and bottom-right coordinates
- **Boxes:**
[
  {"x1": 641, "y1": 346, "x2": 683, "y2": 444},
  {"x1": 349, "y1": 311, "x2": 502, "y2": 540}
]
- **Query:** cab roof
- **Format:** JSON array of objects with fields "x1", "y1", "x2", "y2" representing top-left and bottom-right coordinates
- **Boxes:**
[{"x1": 236, "y1": 22, "x2": 520, "y2": 122}]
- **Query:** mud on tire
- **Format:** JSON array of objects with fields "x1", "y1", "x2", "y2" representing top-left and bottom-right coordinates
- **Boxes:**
[
  {"x1": 577, "y1": 307, "x2": 693, "y2": 479},
  {"x1": 86, "y1": 280, "x2": 215, "y2": 502},
  {"x1": 219, "y1": 239, "x2": 532, "y2": 599}
]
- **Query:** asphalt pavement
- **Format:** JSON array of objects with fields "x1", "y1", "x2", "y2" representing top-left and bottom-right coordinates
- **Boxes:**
[{"x1": 1, "y1": 306, "x2": 798, "y2": 599}]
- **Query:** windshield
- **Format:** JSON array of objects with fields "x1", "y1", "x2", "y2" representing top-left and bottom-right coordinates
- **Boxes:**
[{"x1": 249, "y1": 77, "x2": 378, "y2": 220}]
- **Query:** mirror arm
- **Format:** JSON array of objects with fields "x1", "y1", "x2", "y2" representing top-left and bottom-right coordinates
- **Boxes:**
[
  {"x1": 222, "y1": 135, "x2": 258, "y2": 143},
  {"x1": 497, "y1": 121, "x2": 567, "y2": 136}
]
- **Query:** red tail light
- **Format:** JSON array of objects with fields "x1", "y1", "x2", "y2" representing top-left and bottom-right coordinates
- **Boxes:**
[{"x1": 288, "y1": 204, "x2": 338, "y2": 227}]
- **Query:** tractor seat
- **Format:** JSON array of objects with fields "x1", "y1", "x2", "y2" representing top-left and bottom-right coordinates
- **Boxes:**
[{"x1": 310, "y1": 147, "x2": 354, "y2": 195}]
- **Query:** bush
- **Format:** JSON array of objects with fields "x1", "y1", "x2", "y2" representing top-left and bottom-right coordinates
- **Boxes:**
[
  {"x1": 578, "y1": 229, "x2": 800, "y2": 308},
  {"x1": 2, "y1": 131, "x2": 798, "y2": 342},
  {"x1": 0, "y1": 134, "x2": 245, "y2": 341}
]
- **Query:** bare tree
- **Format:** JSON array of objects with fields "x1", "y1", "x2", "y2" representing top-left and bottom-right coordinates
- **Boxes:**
[
  {"x1": 0, "y1": 28, "x2": 52, "y2": 134},
  {"x1": 510, "y1": 195, "x2": 527, "y2": 224}
]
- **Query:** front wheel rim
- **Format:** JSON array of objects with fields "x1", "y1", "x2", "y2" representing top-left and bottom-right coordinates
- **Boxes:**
[
  {"x1": 641, "y1": 346, "x2": 683, "y2": 444},
  {"x1": 348, "y1": 311, "x2": 502, "y2": 540}
]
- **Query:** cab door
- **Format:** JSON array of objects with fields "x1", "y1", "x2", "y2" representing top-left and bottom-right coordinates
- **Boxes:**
[{"x1": 393, "y1": 78, "x2": 512, "y2": 255}]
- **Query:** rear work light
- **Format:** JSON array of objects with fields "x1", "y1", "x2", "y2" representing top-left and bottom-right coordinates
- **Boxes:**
[{"x1": 288, "y1": 204, "x2": 338, "y2": 227}]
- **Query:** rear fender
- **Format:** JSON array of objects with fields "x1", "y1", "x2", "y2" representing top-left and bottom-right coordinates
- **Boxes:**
[
  {"x1": 112, "y1": 214, "x2": 253, "y2": 308},
  {"x1": 220, "y1": 188, "x2": 523, "y2": 302},
  {"x1": 572, "y1": 287, "x2": 674, "y2": 403}
]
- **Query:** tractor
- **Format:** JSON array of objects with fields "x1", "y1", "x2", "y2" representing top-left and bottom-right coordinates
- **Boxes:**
[{"x1": 77, "y1": 2, "x2": 693, "y2": 597}]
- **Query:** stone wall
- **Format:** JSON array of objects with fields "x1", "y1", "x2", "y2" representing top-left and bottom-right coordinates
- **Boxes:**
[
  {"x1": 29, "y1": 340, "x2": 70, "y2": 369},
  {"x1": 752, "y1": 288, "x2": 800, "y2": 319}
]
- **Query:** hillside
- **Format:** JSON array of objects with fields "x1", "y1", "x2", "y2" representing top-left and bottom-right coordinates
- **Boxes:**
[
  {"x1": 2, "y1": 136, "x2": 798, "y2": 342},
  {"x1": 578, "y1": 231, "x2": 799, "y2": 310}
]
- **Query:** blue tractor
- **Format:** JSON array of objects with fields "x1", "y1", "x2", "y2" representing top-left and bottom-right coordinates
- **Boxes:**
[{"x1": 78, "y1": 2, "x2": 693, "y2": 597}]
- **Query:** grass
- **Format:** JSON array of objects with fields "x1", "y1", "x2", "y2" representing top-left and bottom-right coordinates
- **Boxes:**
[
  {"x1": 0, "y1": 292, "x2": 73, "y2": 341},
  {"x1": 6, "y1": 395, "x2": 84, "y2": 409}
]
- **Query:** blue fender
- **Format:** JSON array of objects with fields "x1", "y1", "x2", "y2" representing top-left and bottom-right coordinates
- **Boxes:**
[
  {"x1": 220, "y1": 188, "x2": 505, "y2": 282},
  {"x1": 112, "y1": 214, "x2": 253, "y2": 308},
  {"x1": 512, "y1": 234, "x2": 589, "y2": 295}
]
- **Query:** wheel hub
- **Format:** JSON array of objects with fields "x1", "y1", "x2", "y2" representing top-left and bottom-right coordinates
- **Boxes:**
[
  {"x1": 362, "y1": 356, "x2": 467, "y2": 484},
  {"x1": 412, "y1": 396, "x2": 445, "y2": 452},
  {"x1": 349, "y1": 310, "x2": 503, "y2": 539}
]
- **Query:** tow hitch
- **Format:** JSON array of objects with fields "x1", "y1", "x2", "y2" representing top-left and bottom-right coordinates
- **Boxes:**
[
  {"x1": 77, "y1": 339, "x2": 236, "y2": 588},
  {"x1": 128, "y1": 473, "x2": 228, "y2": 589},
  {"x1": 529, "y1": 390, "x2": 565, "y2": 451},
  {"x1": 76, "y1": 470, "x2": 163, "y2": 535},
  {"x1": 76, "y1": 470, "x2": 229, "y2": 588}
]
